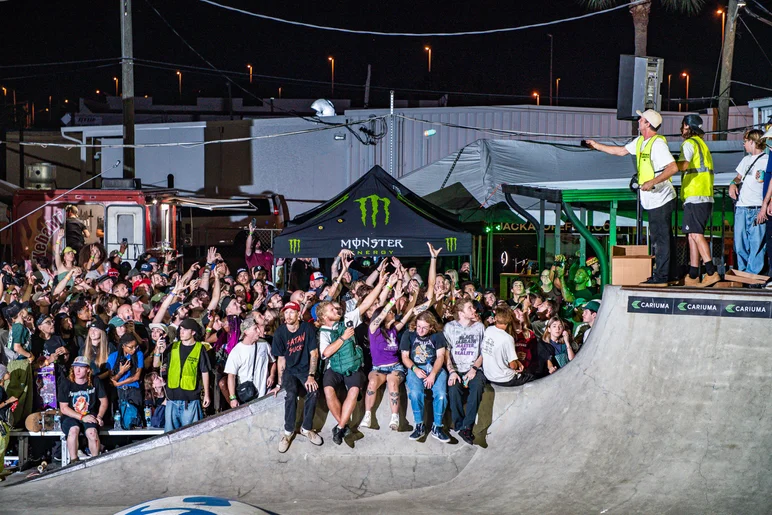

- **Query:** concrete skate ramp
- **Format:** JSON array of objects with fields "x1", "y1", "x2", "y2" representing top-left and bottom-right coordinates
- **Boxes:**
[{"x1": 3, "y1": 286, "x2": 772, "y2": 514}]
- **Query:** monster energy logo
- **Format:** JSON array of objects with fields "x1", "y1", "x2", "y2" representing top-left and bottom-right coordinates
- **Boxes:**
[
  {"x1": 354, "y1": 195, "x2": 390, "y2": 227},
  {"x1": 288, "y1": 239, "x2": 301, "y2": 254},
  {"x1": 445, "y1": 237, "x2": 457, "y2": 252}
]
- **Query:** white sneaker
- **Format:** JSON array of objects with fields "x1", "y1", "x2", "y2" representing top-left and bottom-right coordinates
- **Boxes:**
[
  {"x1": 360, "y1": 411, "x2": 372, "y2": 428},
  {"x1": 389, "y1": 413, "x2": 399, "y2": 431},
  {"x1": 77, "y1": 450, "x2": 91, "y2": 461}
]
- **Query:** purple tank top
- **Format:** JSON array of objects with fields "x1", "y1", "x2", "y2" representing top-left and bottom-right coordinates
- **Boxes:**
[{"x1": 369, "y1": 326, "x2": 400, "y2": 367}]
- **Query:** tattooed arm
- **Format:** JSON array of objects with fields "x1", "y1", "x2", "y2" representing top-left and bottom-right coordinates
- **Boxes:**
[
  {"x1": 271, "y1": 356, "x2": 286, "y2": 396},
  {"x1": 305, "y1": 349, "x2": 319, "y2": 392}
]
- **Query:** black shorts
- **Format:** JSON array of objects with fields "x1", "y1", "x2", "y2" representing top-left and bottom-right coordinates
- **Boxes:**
[
  {"x1": 682, "y1": 202, "x2": 712, "y2": 234},
  {"x1": 61, "y1": 415, "x2": 99, "y2": 436},
  {"x1": 323, "y1": 368, "x2": 365, "y2": 391}
]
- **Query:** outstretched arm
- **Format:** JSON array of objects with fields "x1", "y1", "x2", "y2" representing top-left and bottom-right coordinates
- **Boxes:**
[
  {"x1": 585, "y1": 140, "x2": 629, "y2": 156},
  {"x1": 426, "y1": 243, "x2": 442, "y2": 303}
]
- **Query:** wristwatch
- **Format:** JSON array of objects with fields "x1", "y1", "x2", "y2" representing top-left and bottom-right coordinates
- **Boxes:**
[{"x1": 472, "y1": 365, "x2": 481, "y2": 371}]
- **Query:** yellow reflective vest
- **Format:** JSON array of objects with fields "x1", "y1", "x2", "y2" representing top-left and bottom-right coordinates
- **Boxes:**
[
  {"x1": 635, "y1": 135, "x2": 669, "y2": 184},
  {"x1": 167, "y1": 341, "x2": 202, "y2": 390},
  {"x1": 680, "y1": 136, "x2": 714, "y2": 200}
]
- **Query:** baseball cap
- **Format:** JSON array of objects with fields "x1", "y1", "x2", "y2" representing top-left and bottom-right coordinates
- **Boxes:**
[
  {"x1": 763, "y1": 126, "x2": 772, "y2": 139},
  {"x1": 281, "y1": 301, "x2": 301, "y2": 313},
  {"x1": 236, "y1": 268, "x2": 248, "y2": 275},
  {"x1": 107, "y1": 268, "x2": 120, "y2": 278},
  {"x1": 586, "y1": 257, "x2": 599, "y2": 266},
  {"x1": 168, "y1": 302, "x2": 183, "y2": 316},
  {"x1": 310, "y1": 272, "x2": 325, "y2": 282},
  {"x1": 140, "y1": 263, "x2": 153, "y2": 273},
  {"x1": 133, "y1": 278, "x2": 152, "y2": 291},
  {"x1": 635, "y1": 109, "x2": 662, "y2": 129},
  {"x1": 148, "y1": 322, "x2": 168, "y2": 332},
  {"x1": 90, "y1": 318, "x2": 109, "y2": 331},
  {"x1": 147, "y1": 257, "x2": 158, "y2": 264},
  {"x1": 62, "y1": 247, "x2": 75, "y2": 255},
  {"x1": 108, "y1": 316, "x2": 126, "y2": 328},
  {"x1": 179, "y1": 317, "x2": 201, "y2": 332},
  {"x1": 71, "y1": 356, "x2": 90, "y2": 368},
  {"x1": 97, "y1": 274, "x2": 114, "y2": 285},
  {"x1": 584, "y1": 300, "x2": 601, "y2": 313}
]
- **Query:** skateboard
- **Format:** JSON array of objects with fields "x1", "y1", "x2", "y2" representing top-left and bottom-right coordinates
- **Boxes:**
[
  {"x1": 24, "y1": 410, "x2": 58, "y2": 433},
  {"x1": 36, "y1": 364, "x2": 57, "y2": 410}
]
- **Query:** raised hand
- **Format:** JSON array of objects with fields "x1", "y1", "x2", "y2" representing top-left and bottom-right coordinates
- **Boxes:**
[{"x1": 427, "y1": 242, "x2": 442, "y2": 258}]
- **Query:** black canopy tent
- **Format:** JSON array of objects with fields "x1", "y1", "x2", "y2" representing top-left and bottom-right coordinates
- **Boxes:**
[{"x1": 274, "y1": 166, "x2": 472, "y2": 258}]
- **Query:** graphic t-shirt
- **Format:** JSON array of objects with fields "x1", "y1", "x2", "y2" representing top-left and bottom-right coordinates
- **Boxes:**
[
  {"x1": 271, "y1": 322, "x2": 318, "y2": 377},
  {"x1": 224, "y1": 340, "x2": 274, "y2": 398},
  {"x1": 57, "y1": 376, "x2": 107, "y2": 417},
  {"x1": 481, "y1": 326, "x2": 518, "y2": 384},
  {"x1": 369, "y1": 326, "x2": 400, "y2": 367},
  {"x1": 736, "y1": 153, "x2": 769, "y2": 207},
  {"x1": 514, "y1": 331, "x2": 535, "y2": 370},
  {"x1": 399, "y1": 331, "x2": 446, "y2": 366},
  {"x1": 443, "y1": 320, "x2": 485, "y2": 374}
]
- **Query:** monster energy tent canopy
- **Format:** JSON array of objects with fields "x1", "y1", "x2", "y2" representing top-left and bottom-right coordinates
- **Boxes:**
[{"x1": 274, "y1": 165, "x2": 472, "y2": 257}]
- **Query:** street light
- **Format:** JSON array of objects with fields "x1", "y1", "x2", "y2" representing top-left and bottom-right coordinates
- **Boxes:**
[
  {"x1": 667, "y1": 74, "x2": 672, "y2": 111},
  {"x1": 328, "y1": 57, "x2": 334, "y2": 95},
  {"x1": 533, "y1": 92, "x2": 540, "y2": 106},
  {"x1": 278, "y1": 86, "x2": 282, "y2": 99},
  {"x1": 424, "y1": 46, "x2": 432, "y2": 73},
  {"x1": 247, "y1": 64, "x2": 253, "y2": 84},
  {"x1": 717, "y1": 9, "x2": 726, "y2": 45},
  {"x1": 176, "y1": 70, "x2": 182, "y2": 97},
  {"x1": 681, "y1": 72, "x2": 690, "y2": 111},
  {"x1": 555, "y1": 78, "x2": 561, "y2": 106},
  {"x1": 113, "y1": 76, "x2": 119, "y2": 96},
  {"x1": 96, "y1": 89, "x2": 101, "y2": 95}
]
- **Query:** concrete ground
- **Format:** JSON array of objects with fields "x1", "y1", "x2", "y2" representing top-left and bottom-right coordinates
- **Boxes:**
[{"x1": 2, "y1": 286, "x2": 771, "y2": 514}]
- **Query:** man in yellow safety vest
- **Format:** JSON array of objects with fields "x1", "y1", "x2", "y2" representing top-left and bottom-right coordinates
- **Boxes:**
[
  {"x1": 676, "y1": 115, "x2": 718, "y2": 287},
  {"x1": 586, "y1": 109, "x2": 679, "y2": 287}
]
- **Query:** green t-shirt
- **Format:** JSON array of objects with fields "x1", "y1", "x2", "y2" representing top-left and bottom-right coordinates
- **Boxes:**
[{"x1": 10, "y1": 322, "x2": 31, "y2": 354}]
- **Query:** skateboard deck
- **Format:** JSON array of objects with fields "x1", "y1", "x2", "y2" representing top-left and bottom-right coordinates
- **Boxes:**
[
  {"x1": 36, "y1": 364, "x2": 57, "y2": 410},
  {"x1": 24, "y1": 410, "x2": 58, "y2": 433}
]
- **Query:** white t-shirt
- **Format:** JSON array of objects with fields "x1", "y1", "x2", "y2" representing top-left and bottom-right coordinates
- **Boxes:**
[
  {"x1": 625, "y1": 136, "x2": 677, "y2": 210},
  {"x1": 224, "y1": 340, "x2": 274, "y2": 398},
  {"x1": 319, "y1": 309, "x2": 362, "y2": 369},
  {"x1": 736, "y1": 153, "x2": 769, "y2": 207},
  {"x1": 443, "y1": 320, "x2": 485, "y2": 374},
  {"x1": 481, "y1": 326, "x2": 518, "y2": 384},
  {"x1": 678, "y1": 139, "x2": 713, "y2": 205}
]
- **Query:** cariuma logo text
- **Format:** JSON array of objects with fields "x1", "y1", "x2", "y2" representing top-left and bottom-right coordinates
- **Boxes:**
[{"x1": 355, "y1": 195, "x2": 390, "y2": 228}]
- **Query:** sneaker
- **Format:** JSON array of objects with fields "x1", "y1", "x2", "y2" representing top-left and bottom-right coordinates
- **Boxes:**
[
  {"x1": 332, "y1": 426, "x2": 343, "y2": 446},
  {"x1": 638, "y1": 277, "x2": 668, "y2": 287},
  {"x1": 77, "y1": 450, "x2": 90, "y2": 461},
  {"x1": 683, "y1": 275, "x2": 701, "y2": 287},
  {"x1": 458, "y1": 427, "x2": 475, "y2": 445},
  {"x1": 341, "y1": 425, "x2": 351, "y2": 440},
  {"x1": 360, "y1": 411, "x2": 372, "y2": 428},
  {"x1": 409, "y1": 423, "x2": 426, "y2": 441},
  {"x1": 430, "y1": 425, "x2": 450, "y2": 444},
  {"x1": 300, "y1": 427, "x2": 323, "y2": 446},
  {"x1": 389, "y1": 413, "x2": 399, "y2": 431},
  {"x1": 278, "y1": 432, "x2": 292, "y2": 453},
  {"x1": 697, "y1": 272, "x2": 720, "y2": 288}
]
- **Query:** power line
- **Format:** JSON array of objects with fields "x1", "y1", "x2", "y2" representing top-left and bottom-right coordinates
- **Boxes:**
[
  {"x1": 738, "y1": 15, "x2": 772, "y2": 69},
  {"x1": 733, "y1": 79, "x2": 772, "y2": 93},
  {"x1": 0, "y1": 63, "x2": 119, "y2": 82},
  {"x1": 197, "y1": 0, "x2": 645, "y2": 37},
  {"x1": 0, "y1": 58, "x2": 119, "y2": 69},
  {"x1": 0, "y1": 116, "x2": 387, "y2": 149}
]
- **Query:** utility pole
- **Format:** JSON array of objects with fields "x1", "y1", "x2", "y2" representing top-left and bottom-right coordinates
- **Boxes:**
[
  {"x1": 121, "y1": 0, "x2": 136, "y2": 179},
  {"x1": 717, "y1": 0, "x2": 740, "y2": 141},
  {"x1": 364, "y1": 65, "x2": 371, "y2": 108}
]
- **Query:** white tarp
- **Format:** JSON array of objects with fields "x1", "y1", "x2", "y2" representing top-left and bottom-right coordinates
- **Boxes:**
[{"x1": 400, "y1": 138, "x2": 745, "y2": 225}]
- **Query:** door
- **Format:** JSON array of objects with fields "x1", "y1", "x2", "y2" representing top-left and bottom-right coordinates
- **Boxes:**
[{"x1": 105, "y1": 204, "x2": 145, "y2": 266}]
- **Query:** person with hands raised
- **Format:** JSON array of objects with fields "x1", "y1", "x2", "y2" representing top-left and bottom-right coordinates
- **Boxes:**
[{"x1": 361, "y1": 279, "x2": 406, "y2": 432}]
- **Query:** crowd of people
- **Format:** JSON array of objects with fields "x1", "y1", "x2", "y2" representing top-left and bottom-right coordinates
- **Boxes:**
[{"x1": 0, "y1": 222, "x2": 602, "y2": 470}]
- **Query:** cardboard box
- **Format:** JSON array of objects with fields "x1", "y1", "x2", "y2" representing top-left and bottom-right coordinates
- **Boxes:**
[
  {"x1": 611, "y1": 245, "x2": 653, "y2": 286},
  {"x1": 724, "y1": 269, "x2": 769, "y2": 285}
]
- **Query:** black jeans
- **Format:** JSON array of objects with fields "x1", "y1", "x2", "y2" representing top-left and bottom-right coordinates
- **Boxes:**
[
  {"x1": 646, "y1": 199, "x2": 676, "y2": 282},
  {"x1": 283, "y1": 372, "x2": 318, "y2": 433},
  {"x1": 766, "y1": 217, "x2": 772, "y2": 273},
  {"x1": 448, "y1": 371, "x2": 486, "y2": 431}
]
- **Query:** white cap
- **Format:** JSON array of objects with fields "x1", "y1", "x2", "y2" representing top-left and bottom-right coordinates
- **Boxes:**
[
  {"x1": 762, "y1": 126, "x2": 772, "y2": 139},
  {"x1": 636, "y1": 109, "x2": 663, "y2": 129}
]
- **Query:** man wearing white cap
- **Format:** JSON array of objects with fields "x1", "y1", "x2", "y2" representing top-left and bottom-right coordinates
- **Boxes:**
[{"x1": 586, "y1": 109, "x2": 678, "y2": 287}]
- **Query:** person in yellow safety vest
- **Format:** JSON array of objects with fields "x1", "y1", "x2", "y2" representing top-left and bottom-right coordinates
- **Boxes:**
[
  {"x1": 153, "y1": 317, "x2": 212, "y2": 432},
  {"x1": 676, "y1": 115, "x2": 719, "y2": 287},
  {"x1": 585, "y1": 109, "x2": 679, "y2": 287}
]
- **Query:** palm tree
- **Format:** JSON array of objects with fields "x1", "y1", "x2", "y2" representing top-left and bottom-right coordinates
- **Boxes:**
[{"x1": 581, "y1": 0, "x2": 705, "y2": 56}]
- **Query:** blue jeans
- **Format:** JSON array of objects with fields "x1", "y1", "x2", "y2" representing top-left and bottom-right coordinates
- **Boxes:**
[
  {"x1": 734, "y1": 206, "x2": 767, "y2": 274},
  {"x1": 406, "y1": 365, "x2": 448, "y2": 427},
  {"x1": 164, "y1": 399, "x2": 203, "y2": 432}
]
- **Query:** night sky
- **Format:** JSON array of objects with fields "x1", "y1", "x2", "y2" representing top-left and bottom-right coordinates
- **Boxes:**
[{"x1": 1, "y1": 0, "x2": 770, "y2": 117}]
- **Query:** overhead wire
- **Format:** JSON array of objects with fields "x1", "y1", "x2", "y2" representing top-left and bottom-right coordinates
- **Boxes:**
[
  {"x1": 196, "y1": 0, "x2": 646, "y2": 37},
  {"x1": 0, "y1": 63, "x2": 120, "y2": 82},
  {"x1": 0, "y1": 58, "x2": 119, "y2": 69}
]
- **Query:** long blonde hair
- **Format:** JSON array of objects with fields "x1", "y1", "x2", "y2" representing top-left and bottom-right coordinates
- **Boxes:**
[{"x1": 83, "y1": 328, "x2": 110, "y2": 366}]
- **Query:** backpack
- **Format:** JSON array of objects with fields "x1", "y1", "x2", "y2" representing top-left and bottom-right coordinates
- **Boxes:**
[{"x1": 321, "y1": 322, "x2": 363, "y2": 377}]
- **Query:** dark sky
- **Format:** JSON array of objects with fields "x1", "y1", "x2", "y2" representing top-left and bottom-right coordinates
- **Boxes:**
[{"x1": 1, "y1": 0, "x2": 770, "y2": 115}]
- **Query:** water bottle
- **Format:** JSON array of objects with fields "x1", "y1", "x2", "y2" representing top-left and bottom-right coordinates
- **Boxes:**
[
  {"x1": 144, "y1": 405, "x2": 152, "y2": 428},
  {"x1": 114, "y1": 409, "x2": 121, "y2": 430},
  {"x1": 53, "y1": 412, "x2": 61, "y2": 432}
]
